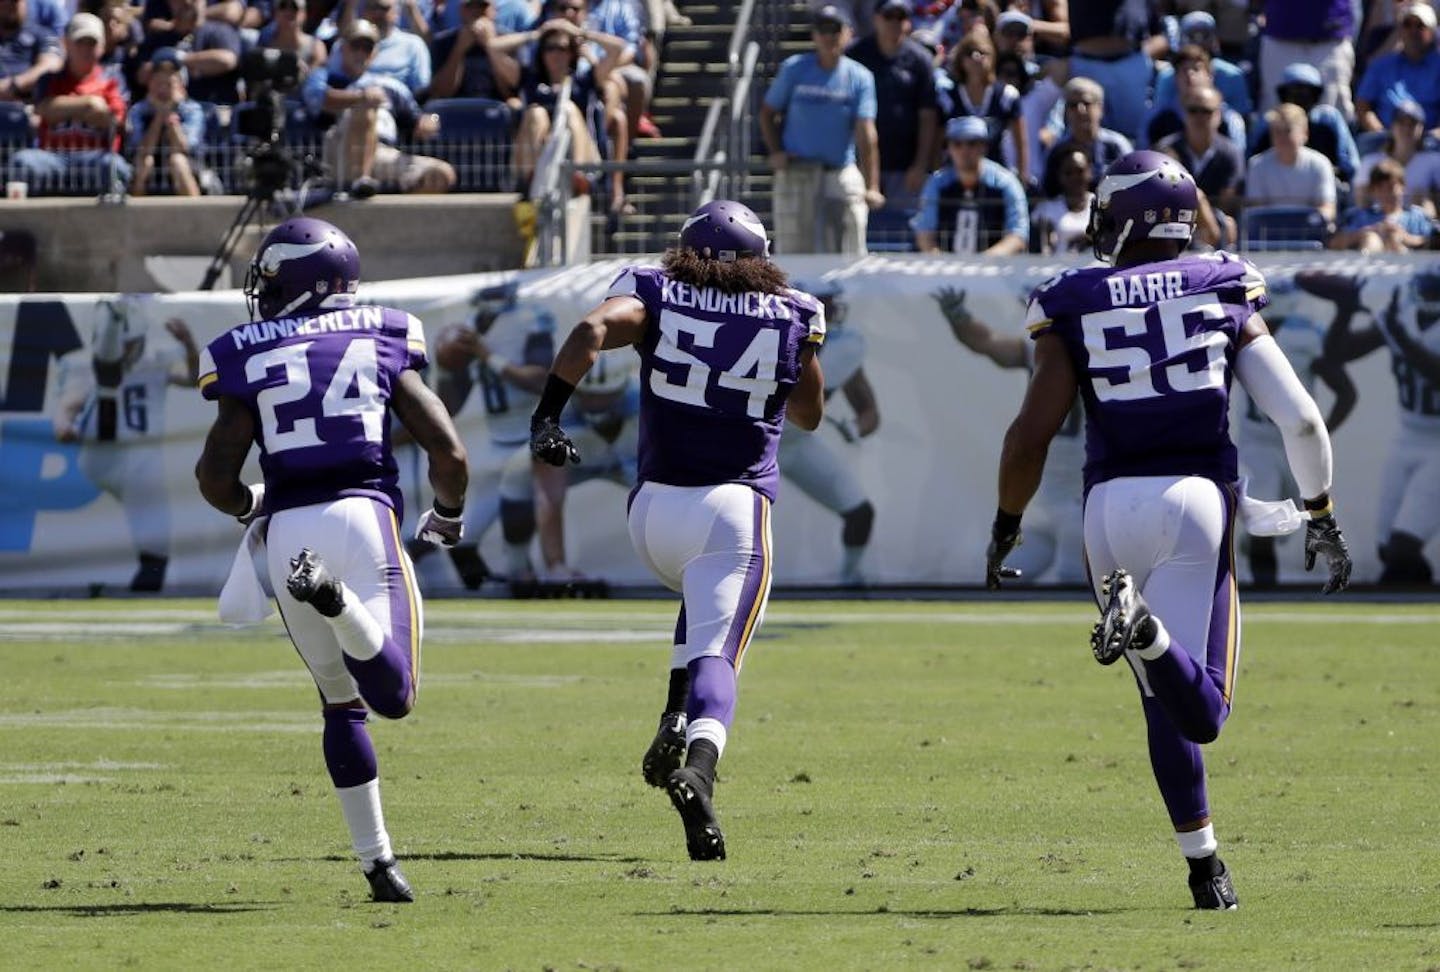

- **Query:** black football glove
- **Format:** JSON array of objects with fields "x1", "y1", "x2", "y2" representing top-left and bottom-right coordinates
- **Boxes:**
[
  {"x1": 985, "y1": 528, "x2": 1023, "y2": 591},
  {"x1": 1304, "y1": 513, "x2": 1352, "y2": 595},
  {"x1": 530, "y1": 415, "x2": 579, "y2": 466}
]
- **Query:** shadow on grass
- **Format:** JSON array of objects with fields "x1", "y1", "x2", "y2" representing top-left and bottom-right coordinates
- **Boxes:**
[
  {"x1": 0, "y1": 902, "x2": 278, "y2": 917},
  {"x1": 640, "y1": 906, "x2": 1122, "y2": 918},
  {"x1": 287, "y1": 851, "x2": 649, "y2": 865}
]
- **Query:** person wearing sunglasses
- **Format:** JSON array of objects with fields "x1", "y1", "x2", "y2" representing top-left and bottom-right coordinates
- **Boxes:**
[{"x1": 1155, "y1": 84, "x2": 1244, "y2": 224}]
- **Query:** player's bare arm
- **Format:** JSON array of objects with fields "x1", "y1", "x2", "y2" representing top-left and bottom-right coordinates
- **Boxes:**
[
  {"x1": 550, "y1": 296, "x2": 650, "y2": 386},
  {"x1": 997, "y1": 332, "x2": 1077, "y2": 516},
  {"x1": 391, "y1": 368, "x2": 468, "y2": 511},
  {"x1": 787, "y1": 344, "x2": 825, "y2": 431},
  {"x1": 841, "y1": 368, "x2": 879, "y2": 437},
  {"x1": 196, "y1": 394, "x2": 258, "y2": 517}
]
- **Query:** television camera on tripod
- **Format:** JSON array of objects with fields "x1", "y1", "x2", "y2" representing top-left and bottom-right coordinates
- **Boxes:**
[{"x1": 200, "y1": 48, "x2": 327, "y2": 290}]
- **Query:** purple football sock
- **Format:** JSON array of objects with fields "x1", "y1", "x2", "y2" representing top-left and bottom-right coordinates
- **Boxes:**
[
  {"x1": 1143, "y1": 695, "x2": 1210, "y2": 827},
  {"x1": 323, "y1": 706, "x2": 378, "y2": 789},
  {"x1": 685, "y1": 655, "x2": 737, "y2": 728}
]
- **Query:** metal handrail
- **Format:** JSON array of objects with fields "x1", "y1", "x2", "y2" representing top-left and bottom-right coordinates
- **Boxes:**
[
  {"x1": 531, "y1": 77, "x2": 575, "y2": 267},
  {"x1": 726, "y1": 0, "x2": 757, "y2": 72},
  {"x1": 691, "y1": 96, "x2": 728, "y2": 203}
]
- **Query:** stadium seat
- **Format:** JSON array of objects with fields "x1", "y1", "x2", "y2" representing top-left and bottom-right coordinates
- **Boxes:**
[
  {"x1": 1354, "y1": 129, "x2": 1388, "y2": 157},
  {"x1": 423, "y1": 97, "x2": 515, "y2": 192},
  {"x1": 866, "y1": 206, "x2": 916, "y2": 253},
  {"x1": 1240, "y1": 204, "x2": 1330, "y2": 251}
]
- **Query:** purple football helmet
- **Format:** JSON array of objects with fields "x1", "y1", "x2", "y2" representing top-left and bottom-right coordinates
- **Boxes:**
[
  {"x1": 678, "y1": 199, "x2": 770, "y2": 261},
  {"x1": 244, "y1": 217, "x2": 361, "y2": 320},
  {"x1": 1088, "y1": 150, "x2": 1199, "y2": 263}
]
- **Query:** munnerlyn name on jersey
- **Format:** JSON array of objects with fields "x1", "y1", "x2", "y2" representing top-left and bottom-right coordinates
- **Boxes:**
[
  {"x1": 227, "y1": 305, "x2": 386, "y2": 349},
  {"x1": 661, "y1": 279, "x2": 795, "y2": 319}
]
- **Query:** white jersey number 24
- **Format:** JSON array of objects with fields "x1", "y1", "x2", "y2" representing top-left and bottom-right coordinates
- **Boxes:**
[{"x1": 246, "y1": 338, "x2": 384, "y2": 453}]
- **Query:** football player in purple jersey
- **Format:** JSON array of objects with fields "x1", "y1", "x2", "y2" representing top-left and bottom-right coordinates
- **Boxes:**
[
  {"x1": 529, "y1": 199, "x2": 826, "y2": 861},
  {"x1": 195, "y1": 217, "x2": 469, "y2": 903},
  {"x1": 989, "y1": 151, "x2": 1353, "y2": 909}
]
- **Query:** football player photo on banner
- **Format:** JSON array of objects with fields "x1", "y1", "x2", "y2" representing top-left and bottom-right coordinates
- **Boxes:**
[{"x1": 0, "y1": 253, "x2": 1426, "y2": 593}]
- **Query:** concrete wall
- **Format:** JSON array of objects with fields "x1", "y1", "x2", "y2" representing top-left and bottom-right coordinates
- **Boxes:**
[{"x1": 0, "y1": 193, "x2": 562, "y2": 293}]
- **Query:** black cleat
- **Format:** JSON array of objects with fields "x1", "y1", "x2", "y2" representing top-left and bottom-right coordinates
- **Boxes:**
[
  {"x1": 287, "y1": 547, "x2": 344, "y2": 617},
  {"x1": 642, "y1": 712, "x2": 687, "y2": 788},
  {"x1": 1189, "y1": 859, "x2": 1238, "y2": 910},
  {"x1": 1091, "y1": 568, "x2": 1153, "y2": 666},
  {"x1": 364, "y1": 856, "x2": 414, "y2": 903},
  {"x1": 666, "y1": 766, "x2": 726, "y2": 861}
]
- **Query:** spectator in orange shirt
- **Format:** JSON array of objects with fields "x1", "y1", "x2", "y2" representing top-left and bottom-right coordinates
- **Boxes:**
[{"x1": 8, "y1": 12, "x2": 130, "y2": 195}]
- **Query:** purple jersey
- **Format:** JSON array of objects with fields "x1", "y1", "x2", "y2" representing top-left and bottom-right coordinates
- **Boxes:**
[
  {"x1": 1026, "y1": 251, "x2": 1268, "y2": 492},
  {"x1": 606, "y1": 266, "x2": 826, "y2": 500},
  {"x1": 198, "y1": 303, "x2": 428, "y2": 517}
]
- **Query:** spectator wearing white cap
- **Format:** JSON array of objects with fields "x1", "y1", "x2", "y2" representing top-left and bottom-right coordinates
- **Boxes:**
[
  {"x1": 1356, "y1": 1, "x2": 1440, "y2": 133},
  {"x1": 1151, "y1": 11, "x2": 1252, "y2": 118},
  {"x1": 912, "y1": 114, "x2": 1028, "y2": 255},
  {"x1": 761, "y1": 3, "x2": 884, "y2": 254},
  {"x1": 1258, "y1": 0, "x2": 1355, "y2": 119},
  {"x1": 1352, "y1": 98, "x2": 1440, "y2": 213},
  {"x1": 1249, "y1": 62, "x2": 1360, "y2": 187},
  {"x1": 8, "y1": 12, "x2": 131, "y2": 195}
]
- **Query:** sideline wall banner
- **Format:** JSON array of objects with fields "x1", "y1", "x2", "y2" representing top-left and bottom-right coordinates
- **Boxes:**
[{"x1": 0, "y1": 253, "x2": 1428, "y2": 592}]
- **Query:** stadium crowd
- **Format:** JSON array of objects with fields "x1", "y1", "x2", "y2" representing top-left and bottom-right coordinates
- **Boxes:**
[
  {"x1": 0, "y1": 0, "x2": 674, "y2": 200},
  {"x1": 771, "y1": 0, "x2": 1440, "y2": 255}
]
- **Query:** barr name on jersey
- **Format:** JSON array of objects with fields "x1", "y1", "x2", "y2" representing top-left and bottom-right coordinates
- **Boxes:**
[
  {"x1": 1105, "y1": 271, "x2": 1186, "y2": 307},
  {"x1": 661, "y1": 279, "x2": 795, "y2": 319},
  {"x1": 226, "y1": 306, "x2": 387, "y2": 350}
]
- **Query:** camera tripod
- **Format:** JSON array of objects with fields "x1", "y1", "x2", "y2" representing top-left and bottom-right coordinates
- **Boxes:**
[{"x1": 199, "y1": 143, "x2": 328, "y2": 291}]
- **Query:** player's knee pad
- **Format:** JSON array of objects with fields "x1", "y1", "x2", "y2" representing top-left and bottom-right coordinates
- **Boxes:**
[
  {"x1": 499, "y1": 497, "x2": 537, "y2": 544},
  {"x1": 841, "y1": 501, "x2": 875, "y2": 547}
]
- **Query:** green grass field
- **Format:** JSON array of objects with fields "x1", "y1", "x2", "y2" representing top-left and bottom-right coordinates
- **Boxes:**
[{"x1": 1, "y1": 598, "x2": 1437, "y2": 971}]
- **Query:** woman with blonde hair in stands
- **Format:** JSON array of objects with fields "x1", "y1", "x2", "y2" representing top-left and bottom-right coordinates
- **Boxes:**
[{"x1": 941, "y1": 29, "x2": 1029, "y2": 183}]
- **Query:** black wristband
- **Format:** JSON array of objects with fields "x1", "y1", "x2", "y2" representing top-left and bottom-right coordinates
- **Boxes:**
[
  {"x1": 1303, "y1": 493, "x2": 1334, "y2": 516},
  {"x1": 433, "y1": 500, "x2": 463, "y2": 519},
  {"x1": 993, "y1": 508, "x2": 1022, "y2": 538},
  {"x1": 533, "y1": 373, "x2": 576, "y2": 423}
]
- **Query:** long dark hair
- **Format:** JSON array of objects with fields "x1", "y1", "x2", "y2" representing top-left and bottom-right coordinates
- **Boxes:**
[
  {"x1": 661, "y1": 248, "x2": 790, "y2": 295},
  {"x1": 537, "y1": 26, "x2": 579, "y2": 83}
]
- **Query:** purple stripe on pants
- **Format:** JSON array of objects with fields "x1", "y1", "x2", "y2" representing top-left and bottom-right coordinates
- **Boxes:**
[
  {"x1": 718, "y1": 490, "x2": 770, "y2": 667},
  {"x1": 340, "y1": 503, "x2": 417, "y2": 719}
]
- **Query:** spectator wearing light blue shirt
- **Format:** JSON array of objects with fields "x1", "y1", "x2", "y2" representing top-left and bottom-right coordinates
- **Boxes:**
[
  {"x1": 760, "y1": 4, "x2": 882, "y2": 255},
  {"x1": 1355, "y1": 1, "x2": 1440, "y2": 133},
  {"x1": 913, "y1": 114, "x2": 1028, "y2": 255}
]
